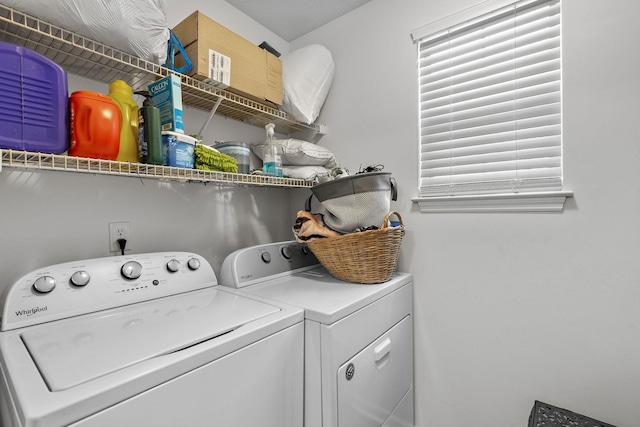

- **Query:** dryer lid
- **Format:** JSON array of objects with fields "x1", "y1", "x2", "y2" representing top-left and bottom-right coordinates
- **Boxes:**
[
  {"x1": 245, "y1": 269, "x2": 412, "y2": 324},
  {"x1": 20, "y1": 288, "x2": 279, "y2": 392}
]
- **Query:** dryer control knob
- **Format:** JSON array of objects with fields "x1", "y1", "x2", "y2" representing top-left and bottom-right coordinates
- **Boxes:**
[
  {"x1": 121, "y1": 261, "x2": 143, "y2": 280},
  {"x1": 281, "y1": 246, "x2": 293, "y2": 260},
  {"x1": 345, "y1": 363, "x2": 355, "y2": 381},
  {"x1": 261, "y1": 252, "x2": 271, "y2": 263},
  {"x1": 187, "y1": 258, "x2": 201, "y2": 270},
  {"x1": 33, "y1": 276, "x2": 56, "y2": 293},
  {"x1": 166, "y1": 259, "x2": 181, "y2": 273},
  {"x1": 70, "y1": 271, "x2": 90, "y2": 287}
]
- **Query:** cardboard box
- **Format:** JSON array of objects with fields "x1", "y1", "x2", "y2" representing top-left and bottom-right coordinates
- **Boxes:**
[
  {"x1": 148, "y1": 75, "x2": 185, "y2": 133},
  {"x1": 172, "y1": 11, "x2": 283, "y2": 105}
]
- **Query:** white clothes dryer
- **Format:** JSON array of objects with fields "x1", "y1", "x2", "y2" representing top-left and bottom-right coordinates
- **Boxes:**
[
  {"x1": 220, "y1": 241, "x2": 414, "y2": 427},
  {"x1": 0, "y1": 252, "x2": 304, "y2": 427}
]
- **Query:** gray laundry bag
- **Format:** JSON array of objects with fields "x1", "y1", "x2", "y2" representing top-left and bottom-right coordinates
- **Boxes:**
[{"x1": 306, "y1": 172, "x2": 397, "y2": 234}]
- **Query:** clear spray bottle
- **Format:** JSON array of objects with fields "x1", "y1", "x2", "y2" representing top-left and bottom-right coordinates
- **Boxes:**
[{"x1": 263, "y1": 123, "x2": 282, "y2": 177}]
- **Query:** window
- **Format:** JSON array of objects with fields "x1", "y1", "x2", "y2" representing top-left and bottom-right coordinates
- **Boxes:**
[{"x1": 412, "y1": 0, "x2": 571, "y2": 212}]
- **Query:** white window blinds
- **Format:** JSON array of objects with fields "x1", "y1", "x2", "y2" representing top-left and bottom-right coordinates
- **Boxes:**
[{"x1": 416, "y1": 0, "x2": 561, "y2": 197}]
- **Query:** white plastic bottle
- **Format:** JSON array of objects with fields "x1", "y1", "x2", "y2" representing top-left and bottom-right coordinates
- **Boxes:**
[{"x1": 263, "y1": 123, "x2": 282, "y2": 177}]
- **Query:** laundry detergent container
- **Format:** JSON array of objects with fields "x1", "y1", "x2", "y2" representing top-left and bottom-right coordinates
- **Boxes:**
[
  {"x1": 214, "y1": 141, "x2": 250, "y2": 173},
  {"x1": 162, "y1": 131, "x2": 197, "y2": 168},
  {"x1": 69, "y1": 91, "x2": 121, "y2": 160},
  {"x1": 0, "y1": 42, "x2": 68, "y2": 154}
]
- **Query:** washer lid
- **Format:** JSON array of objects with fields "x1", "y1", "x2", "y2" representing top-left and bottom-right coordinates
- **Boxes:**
[{"x1": 20, "y1": 288, "x2": 279, "y2": 392}]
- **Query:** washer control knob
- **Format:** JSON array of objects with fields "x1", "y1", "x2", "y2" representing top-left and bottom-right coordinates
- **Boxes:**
[
  {"x1": 33, "y1": 276, "x2": 56, "y2": 293},
  {"x1": 166, "y1": 259, "x2": 181, "y2": 273},
  {"x1": 261, "y1": 252, "x2": 271, "y2": 263},
  {"x1": 70, "y1": 271, "x2": 90, "y2": 287},
  {"x1": 281, "y1": 246, "x2": 293, "y2": 260},
  {"x1": 187, "y1": 258, "x2": 201, "y2": 271},
  {"x1": 121, "y1": 261, "x2": 143, "y2": 280}
]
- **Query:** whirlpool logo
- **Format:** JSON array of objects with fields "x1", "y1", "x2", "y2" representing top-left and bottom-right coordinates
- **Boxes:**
[{"x1": 15, "y1": 306, "x2": 48, "y2": 317}]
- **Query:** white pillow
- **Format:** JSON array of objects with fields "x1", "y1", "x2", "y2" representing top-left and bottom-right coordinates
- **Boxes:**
[
  {"x1": 252, "y1": 139, "x2": 338, "y2": 168},
  {"x1": 283, "y1": 165, "x2": 331, "y2": 181},
  {"x1": 281, "y1": 44, "x2": 335, "y2": 124}
]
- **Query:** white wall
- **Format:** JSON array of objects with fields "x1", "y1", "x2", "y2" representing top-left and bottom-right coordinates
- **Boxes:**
[{"x1": 292, "y1": 0, "x2": 640, "y2": 426}]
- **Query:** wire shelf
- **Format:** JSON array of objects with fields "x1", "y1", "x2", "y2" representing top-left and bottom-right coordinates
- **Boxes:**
[
  {"x1": 0, "y1": 4, "x2": 319, "y2": 188},
  {"x1": 1, "y1": 150, "x2": 313, "y2": 188},
  {"x1": 0, "y1": 3, "x2": 321, "y2": 136}
]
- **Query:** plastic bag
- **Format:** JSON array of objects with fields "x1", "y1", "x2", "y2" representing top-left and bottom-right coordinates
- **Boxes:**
[{"x1": 4, "y1": 0, "x2": 169, "y2": 64}]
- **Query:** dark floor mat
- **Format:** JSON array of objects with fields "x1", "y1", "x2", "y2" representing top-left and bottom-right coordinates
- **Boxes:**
[{"x1": 529, "y1": 401, "x2": 616, "y2": 427}]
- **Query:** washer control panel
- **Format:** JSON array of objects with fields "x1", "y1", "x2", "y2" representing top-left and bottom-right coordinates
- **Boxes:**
[
  {"x1": 0, "y1": 252, "x2": 215, "y2": 331},
  {"x1": 219, "y1": 240, "x2": 320, "y2": 288}
]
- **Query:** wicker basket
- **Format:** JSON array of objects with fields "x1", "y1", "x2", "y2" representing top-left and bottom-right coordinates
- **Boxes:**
[{"x1": 306, "y1": 211, "x2": 405, "y2": 284}]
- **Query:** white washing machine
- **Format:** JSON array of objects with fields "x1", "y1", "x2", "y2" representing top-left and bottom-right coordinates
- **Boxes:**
[
  {"x1": 0, "y1": 252, "x2": 304, "y2": 427},
  {"x1": 220, "y1": 241, "x2": 414, "y2": 427}
]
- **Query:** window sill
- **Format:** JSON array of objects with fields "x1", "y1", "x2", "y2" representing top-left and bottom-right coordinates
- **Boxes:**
[{"x1": 412, "y1": 191, "x2": 573, "y2": 213}]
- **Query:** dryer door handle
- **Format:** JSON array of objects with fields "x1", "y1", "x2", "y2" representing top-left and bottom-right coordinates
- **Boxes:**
[{"x1": 374, "y1": 337, "x2": 392, "y2": 362}]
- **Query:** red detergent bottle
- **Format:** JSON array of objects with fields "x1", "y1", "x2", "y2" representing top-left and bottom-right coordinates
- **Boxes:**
[{"x1": 69, "y1": 91, "x2": 121, "y2": 160}]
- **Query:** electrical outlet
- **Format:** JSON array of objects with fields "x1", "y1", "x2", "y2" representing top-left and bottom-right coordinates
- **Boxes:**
[{"x1": 108, "y1": 222, "x2": 131, "y2": 253}]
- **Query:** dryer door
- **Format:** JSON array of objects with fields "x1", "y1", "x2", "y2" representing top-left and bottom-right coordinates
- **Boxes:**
[{"x1": 336, "y1": 315, "x2": 412, "y2": 427}]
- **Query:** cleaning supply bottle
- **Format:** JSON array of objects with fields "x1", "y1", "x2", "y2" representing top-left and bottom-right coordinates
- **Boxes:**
[
  {"x1": 263, "y1": 123, "x2": 282, "y2": 177},
  {"x1": 69, "y1": 91, "x2": 121, "y2": 160},
  {"x1": 134, "y1": 90, "x2": 163, "y2": 165},
  {"x1": 109, "y1": 80, "x2": 139, "y2": 162}
]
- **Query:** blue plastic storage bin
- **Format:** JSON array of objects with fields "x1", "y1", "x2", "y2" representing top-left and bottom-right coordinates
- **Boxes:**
[{"x1": 0, "y1": 42, "x2": 69, "y2": 154}]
